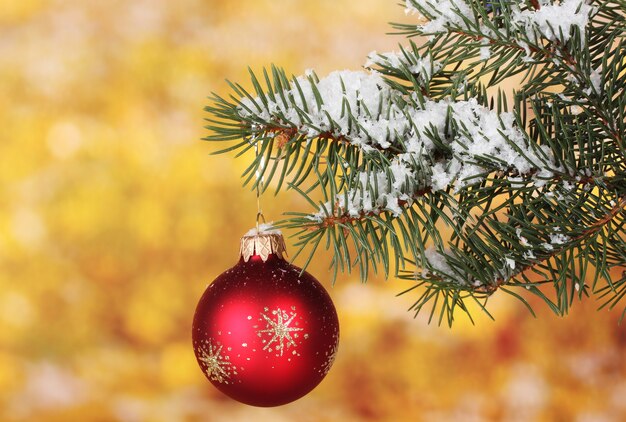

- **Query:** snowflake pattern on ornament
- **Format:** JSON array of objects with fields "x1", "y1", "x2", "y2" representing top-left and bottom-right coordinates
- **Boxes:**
[
  {"x1": 256, "y1": 307, "x2": 304, "y2": 356},
  {"x1": 197, "y1": 340, "x2": 234, "y2": 384}
]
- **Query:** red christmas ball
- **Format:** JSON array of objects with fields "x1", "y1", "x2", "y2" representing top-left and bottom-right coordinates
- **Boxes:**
[{"x1": 192, "y1": 231, "x2": 339, "y2": 407}]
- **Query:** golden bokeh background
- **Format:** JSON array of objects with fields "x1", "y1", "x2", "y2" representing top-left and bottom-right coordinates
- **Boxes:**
[{"x1": 1, "y1": 1, "x2": 625, "y2": 421}]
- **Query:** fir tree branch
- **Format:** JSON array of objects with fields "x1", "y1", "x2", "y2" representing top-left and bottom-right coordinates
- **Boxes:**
[
  {"x1": 487, "y1": 195, "x2": 626, "y2": 294},
  {"x1": 205, "y1": 0, "x2": 626, "y2": 324}
]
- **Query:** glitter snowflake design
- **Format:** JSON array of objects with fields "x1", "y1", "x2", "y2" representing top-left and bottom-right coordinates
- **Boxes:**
[
  {"x1": 198, "y1": 340, "x2": 233, "y2": 384},
  {"x1": 256, "y1": 307, "x2": 304, "y2": 356}
]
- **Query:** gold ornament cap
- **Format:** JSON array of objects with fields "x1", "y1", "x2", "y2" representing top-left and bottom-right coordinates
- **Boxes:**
[{"x1": 239, "y1": 225, "x2": 287, "y2": 262}]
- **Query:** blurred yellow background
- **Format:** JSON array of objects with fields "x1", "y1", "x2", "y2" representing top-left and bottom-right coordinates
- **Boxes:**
[{"x1": 1, "y1": 0, "x2": 625, "y2": 421}]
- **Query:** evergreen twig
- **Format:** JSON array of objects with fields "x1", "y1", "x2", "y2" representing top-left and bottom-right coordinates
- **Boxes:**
[{"x1": 204, "y1": 0, "x2": 626, "y2": 325}]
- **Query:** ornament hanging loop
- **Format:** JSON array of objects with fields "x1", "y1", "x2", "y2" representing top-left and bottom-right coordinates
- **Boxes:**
[
  {"x1": 256, "y1": 208, "x2": 266, "y2": 230},
  {"x1": 252, "y1": 138, "x2": 265, "y2": 232}
]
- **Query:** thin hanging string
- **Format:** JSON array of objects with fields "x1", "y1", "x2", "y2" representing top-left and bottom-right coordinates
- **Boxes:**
[{"x1": 254, "y1": 141, "x2": 266, "y2": 232}]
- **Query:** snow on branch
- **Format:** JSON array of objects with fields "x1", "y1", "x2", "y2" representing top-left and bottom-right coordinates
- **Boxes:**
[
  {"x1": 364, "y1": 50, "x2": 442, "y2": 85},
  {"x1": 308, "y1": 95, "x2": 559, "y2": 222},
  {"x1": 404, "y1": 0, "x2": 476, "y2": 34},
  {"x1": 511, "y1": 0, "x2": 597, "y2": 46},
  {"x1": 404, "y1": 0, "x2": 597, "y2": 46},
  {"x1": 236, "y1": 69, "x2": 559, "y2": 222},
  {"x1": 238, "y1": 70, "x2": 402, "y2": 151}
]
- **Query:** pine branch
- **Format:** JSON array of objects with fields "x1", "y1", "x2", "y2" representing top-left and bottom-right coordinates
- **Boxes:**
[
  {"x1": 205, "y1": 0, "x2": 626, "y2": 324},
  {"x1": 493, "y1": 195, "x2": 626, "y2": 293}
]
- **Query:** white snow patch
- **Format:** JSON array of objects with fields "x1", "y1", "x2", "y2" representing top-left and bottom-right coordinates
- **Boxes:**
[
  {"x1": 480, "y1": 38, "x2": 491, "y2": 60},
  {"x1": 550, "y1": 233, "x2": 570, "y2": 245},
  {"x1": 505, "y1": 257, "x2": 516, "y2": 270},
  {"x1": 589, "y1": 68, "x2": 602, "y2": 93},
  {"x1": 405, "y1": 0, "x2": 474, "y2": 34},
  {"x1": 365, "y1": 50, "x2": 442, "y2": 85},
  {"x1": 512, "y1": 0, "x2": 596, "y2": 46},
  {"x1": 425, "y1": 247, "x2": 455, "y2": 275},
  {"x1": 244, "y1": 223, "x2": 281, "y2": 236}
]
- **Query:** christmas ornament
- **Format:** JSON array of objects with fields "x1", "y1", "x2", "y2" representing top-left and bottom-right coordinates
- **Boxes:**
[{"x1": 192, "y1": 228, "x2": 339, "y2": 407}]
